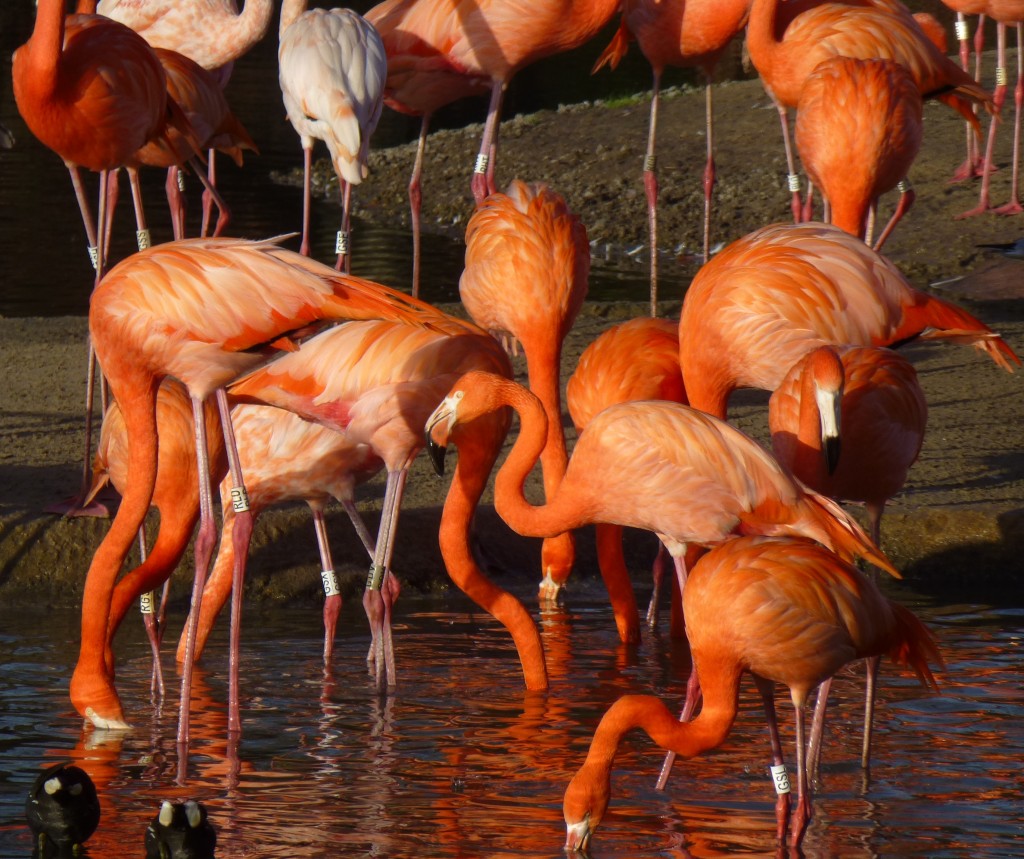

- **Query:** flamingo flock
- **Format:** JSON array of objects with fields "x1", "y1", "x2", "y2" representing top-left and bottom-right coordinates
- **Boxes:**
[{"x1": 9, "y1": 0, "x2": 1023, "y2": 852}]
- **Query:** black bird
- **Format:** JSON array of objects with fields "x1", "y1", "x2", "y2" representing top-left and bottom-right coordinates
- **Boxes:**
[
  {"x1": 145, "y1": 800, "x2": 217, "y2": 859},
  {"x1": 25, "y1": 762, "x2": 100, "y2": 856}
]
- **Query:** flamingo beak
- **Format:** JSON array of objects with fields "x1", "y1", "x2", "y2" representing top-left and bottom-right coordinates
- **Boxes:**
[{"x1": 425, "y1": 391, "x2": 463, "y2": 476}]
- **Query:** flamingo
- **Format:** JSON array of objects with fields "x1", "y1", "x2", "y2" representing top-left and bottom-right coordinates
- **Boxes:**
[
  {"x1": 744, "y1": 0, "x2": 994, "y2": 220},
  {"x1": 940, "y1": 1, "x2": 990, "y2": 181},
  {"x1": 562, "y1": 535, "x2": 942, "y2": 851},
  {"x1": 358, "y1": 0, "x2": 621, "y2": 205},
  {"x1": 795, "y1": 57, "x2": 923, "y2": 250},
  {"x1": 678, "y1": 222, "x2": 1020, "y2": 421},
  {"x1": 278, "y1": 2, "x2": 387, "y2": 270},
  {"x1": 769, "y1": 344, "x2": 928, "y2": 549},
  {"x1": 225, "y1": 317, "x2": 514, "y2": 690},
  {"x1": 365, "y1": 0, "x2": 491, "y2": 297},
  {"x1": 425, "y1": 371, "x2": 900, "y2": 604},
  {"x1": 131, "y1": 48, "x2": 257, "y2": 242},
  {"x1": 459, "y1": 180, "x2": 589, "y2": 602},
  {"x1": 70, "y1": 236, "x2": 447, "y2": 742},
  {"x1": 591, "y1": 0, "x2": 751, "y2": 310},
  {"x1": 94, "y1": 0, "x2": 275, "y2": 235},
  {"x1": 957, "y1": 1, "x2": 1024, "y2": 216},
  {"x1": 12, "y1": 0, "x2": 199, "y2": 513},
  {"x1": 565, "y1": 317, "x2": 687, "y2": 642}
]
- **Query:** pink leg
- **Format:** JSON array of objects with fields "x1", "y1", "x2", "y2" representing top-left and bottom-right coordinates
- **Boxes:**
[
  {"x1": 189, "y1": 157, "x2": 231, "y2": 237},
  {"x1": 702, "y1": 79, "x2": 716, "y2": 266},
  {"x1": 806, "y1": 676, "x2": 831, "y2": 782},
  {"x1": 644, "y1": 68, "x2": 662, "y2": 317},
  {"x1": 409, "y1": 114, "x2": 430, "y2": 298},
  {"x1": 645, "y1": 541, "x2": 670, "y2": 630},
  {"x1": 775, "y1": 102, "x2": 803, "y2": 222},
  {"x1": 363, "y1": 468, "x2": 407, "y2": 688},
  {"x1": 335, "y1": 180, "x2": 351, "y2": 272},
  {"x1": 311, "y1": 503, "x2": 341, "y2": 665},
  {"x1": 200, "y1": 148, "x2": 217, "y2": 238},
  {"x1": 951, "y1": 13, "x2": 985, "y2": 182},
  {"x1": 134, "y1": 523, "x2": 166, "y2": 702},
  {"x1": 471, "y1": 82, "x2": 505, "y2": 204},
  {"x1": 861, "y1": 655, "x2": 882, "y2": 769},
  {"x1": 789, "y1": 696, "x2": 813, "y2": 847},
  {"x1": 995, "y1": 23, "x2": 1024, "y2": 215},
  {"x1": 753, "y1": 676, "x2": 793, "y2": 842},
  {"x1": 300, "y1": 145, "x2": 313, "y2": 257},
  {"x1": 126, "y1": 167, "x2": 152, "y2": 251},
  {"x1": 960, "y1": 22, "x2": 1008, "y2": 218},
  {"x1": 165, "y1": 168, "x2": 187, "y2": 240},
  {"x1": 655, "y1": 665, "x2": 703, "y2": 790}
]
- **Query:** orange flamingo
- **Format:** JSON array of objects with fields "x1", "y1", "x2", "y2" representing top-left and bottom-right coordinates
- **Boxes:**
[
  {"x1": 767, "y1": 343, "x2": 928, "y2": 775},
  {"x1": 744, "y1": 0, "x2": 993, "y2": 219},
  {"x1": 679, "y1": 222, "x2": 1020, "y2": 421},
  {"x1": 86, "y1": 379, "x2": 225, "y2": 698},
  {"x1": 94, "y1": 0, "x2": 274, "y2": 234},
  {"x1": 769, "y1": 344, "x2": 928, "y2": 548},
  {"x1": 957, "y1": 0, "x2": 1024, "y2": 216},
  {"x1": 226, "y1": 317, "x2": 515, "y2": 690},
  {"x1": 358, "y1": 0, "x2": 620, "y2": 205},
  {"x1": 71, "y1": 236, "x2": 446, "y2": 741},
  {"x1": 591, "y1": 0, "x2": 751, "y2": 309},
  {"x1": 459, "y1": 180, "x2": 589, "y2": 602},
  {"x1": 426, "y1": 371, "x2": 900, "y2": 600},
  {"x1": 365, "y1": 0, "x2": 490, "y2": 297},
  {"x1": 565, "y1": 317, "x2": 687, "y2": 642},
  {"x1": 278, "y1": 2, "x2": 386, "y2": 270},
  {"x1": 795, "y1": 56, "x2": 923, "y2": 250},
  {"x1": 13, "y1": 0, "x2": 197, "y2": 513},
  {"x1": 562, "y1": 534, "x2": 942, "y2": 851}
]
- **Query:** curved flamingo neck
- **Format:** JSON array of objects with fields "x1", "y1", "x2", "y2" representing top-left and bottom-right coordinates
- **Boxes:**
[
  {"x1": 440, "y1": 419, "x2": 548, "y2": 690},
  {"x1": 493, "y1": 382, "x2": 581, "y2": 538},
  {"x1": 746, "y1": 0, "x2": 781, "y2": 82},
  {"x1": 572, "y1": 679, "x2": 742, "y2": 802}
]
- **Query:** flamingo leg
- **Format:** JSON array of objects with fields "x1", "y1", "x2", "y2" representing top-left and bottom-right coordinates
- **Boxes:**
[
  {"x1": 133, "y1": 523, "x2": 166, "y2": 702},
  {"x1": 775, "y1": 102, "x2": 803, "y2": 222},
  {"x1": 165, "y1": 167, "x2": 187, "y2": 240},
  {"x1": 951, "y1": 13, "x2": 985, "y2": 182},
  {"x1": 471, "y1": 81, "x2": 506, "y2": 203},
  {"x1": 200, "y1": 148, "x2": 217, "y2": 238},
  {"x1": 959, "y1": 22, "x2": 1008, "y2": 218},
  {"x1": 126, "y1": 167, "x2": 153, "y2": 251},
  {"x1": 789, "y1": 697, "x2": 814, "y2": 847},
  {"x1": 335, "y1": 179, "x2": 352, "y2": 272},
  {"x1": 188, "y1": 156, "x2": 231, "y2": 237},
  {"x1": 409, "y1": 114, "x2": 430, "y2": 298},
  {"x1": 312, "y1": 504, "x2": 341, "y2": 665},
  {"x1": 593, "y1": 524, "x2": 641, "y2": 645},
  {"x1": 753, "y1": 676, "x2": 793, "y2": 843},
  {"x1": 861, "y1": 655, "x2": 882, "y2": 769},
  {"x1": 644, "y1": 67, "x2": 662, "y2": 316},
  {"x1": 654, "y1": 663, "x2": 703, "y2": 790},
  {"x1": 300, "y1": 144, "x2": 313, "y2": 257},
  {"x1": 363, "y1": 468, "x2": 407, "y2": 689},
  {"x1": 806, "y1": 676, "x2": 832, "y2": 782},
  {"x1": 702, "y1": 78, "x2": 716, "y2": 266},
  {"x1": 995, "y1": 22, "x2": 1024, "y2": 215},
  {"x1": 645, "y1": 541, "x2": 670, "y2": 630}
]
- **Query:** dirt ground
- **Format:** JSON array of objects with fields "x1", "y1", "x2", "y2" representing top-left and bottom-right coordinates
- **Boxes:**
[{"x1": 1, "y1": 75, "x2": 1022, "y2": 613}]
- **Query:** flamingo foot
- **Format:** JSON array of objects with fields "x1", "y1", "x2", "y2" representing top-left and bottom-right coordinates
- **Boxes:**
[
  {"x1": 948, "y1": 157, "x2": 988, "y2": 183},
  {"x1": 994, "y1": 199, "x2": 1024, "y2": 215},
  {"x1": 955, "y1": 202, "x2": 992, "y2": 219},
  {"x1": 70, "y1": 669, "x2": 130, "y2": 729},
  {"x1": 44, "y1": 495, "x2": 111, "y2": 518}
]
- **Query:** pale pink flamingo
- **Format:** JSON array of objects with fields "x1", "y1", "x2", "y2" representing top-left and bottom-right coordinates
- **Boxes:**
[
  {"x1": 591, "y1": 0, "x2": 751, "y2": 309},
  {"x1": 359, "y1": 0, "x2": 620, "y2": 206},
  {"x1": 226, "y1": 317, "x2": 515, "y2": 690},
  {"x1": 278, "y1": 2, "x2": 387, "y2": 270},
  {"x1": 459, "y1": 180, "x2": 589, "y2": 602},
  {"x1": 563, "y1": 535, "x2": 941, "y2": 851}
]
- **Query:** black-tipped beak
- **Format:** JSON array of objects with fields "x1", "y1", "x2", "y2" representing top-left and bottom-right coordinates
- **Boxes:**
[
  {"x1": 426, "y1": 435, "x2": 447, "y2": 476},
  {"x1": 824, "y1": 434, "x2": 841, "y2": 475}
]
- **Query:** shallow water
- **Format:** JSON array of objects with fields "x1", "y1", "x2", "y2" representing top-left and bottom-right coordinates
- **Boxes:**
[{"x1": 1, "y1": 594, "x2": 1022, "y2": 858}]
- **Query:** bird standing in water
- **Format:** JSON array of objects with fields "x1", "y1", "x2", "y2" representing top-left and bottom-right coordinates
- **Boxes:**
[{"x1": 563, "y1": 535, "x2": 942, "y2": 851}]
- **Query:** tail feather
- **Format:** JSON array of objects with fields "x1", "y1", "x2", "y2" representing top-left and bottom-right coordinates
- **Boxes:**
[
  {"x1": 591, "y1": 18, "x2": 631, "y2": 74},
  {"x1": 804, "y1": 492, "x2": 902, "y2": 578},
  {"x1": 894, "y1": 292, "x2": 1020, "y2": 372},
  {"x1": 888, "y1": 602, "x2": 943, "y2": 692}
]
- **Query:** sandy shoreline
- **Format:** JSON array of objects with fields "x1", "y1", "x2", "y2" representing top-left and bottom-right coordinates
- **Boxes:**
[{"x1": 1, "y1": 292, "x2": 1021, "y2": 611}]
